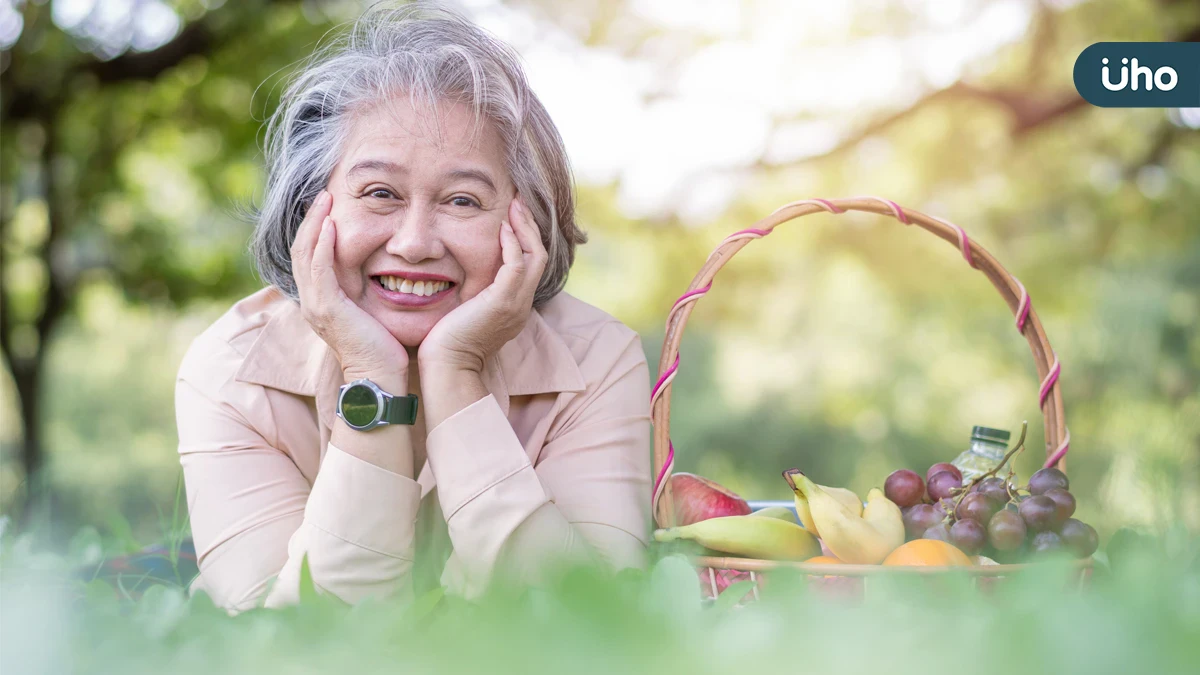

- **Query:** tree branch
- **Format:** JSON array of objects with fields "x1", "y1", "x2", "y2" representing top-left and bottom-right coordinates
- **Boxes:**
[
  {"x1": 2, "y1": 0, "x2": 301, "y2": 122},
  {"x1": 758, "y1": 82, "x2": 1086, "y2": 169},
  {"x1": 36, "y1": 120, "x2": 69, "y2": 346},
  {"x1": 757, "y1": 17, "x2": 1200, "y2": 170},
  {"x1": 1027, "y1": 0, "x2": 1056, "y2": 87},
  {"x1": 1121, "y1": 125, "x2": 1183, "y2": 182},
  {"x1": 84, "y1": 21, "x2": 214, "y2": 84},
  {"x1": 0, "y1": 184, "x2": 12, "y2": 377}
]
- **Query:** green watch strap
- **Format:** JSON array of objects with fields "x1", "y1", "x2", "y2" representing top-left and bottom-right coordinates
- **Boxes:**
[{"x1": 383, "y1": 393, "x2": 419, "y2": 425}]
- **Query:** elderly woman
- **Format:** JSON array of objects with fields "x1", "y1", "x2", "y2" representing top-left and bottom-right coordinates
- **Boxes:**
[{"x1": 175, "y1": 3, "x2": 651, "y2": 613}]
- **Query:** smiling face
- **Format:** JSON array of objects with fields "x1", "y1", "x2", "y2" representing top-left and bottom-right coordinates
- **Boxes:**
[{"x1": 324, "y1": 95, "x2": 514, "y2": 349}]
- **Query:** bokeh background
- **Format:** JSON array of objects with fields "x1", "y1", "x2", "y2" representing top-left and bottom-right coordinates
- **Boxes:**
[{"x1": 1, "y1": 0, "x2": 1197, "y2": 549}]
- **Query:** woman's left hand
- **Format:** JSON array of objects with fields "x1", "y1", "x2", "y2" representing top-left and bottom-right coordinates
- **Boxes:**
[{"x1": 418, "y1": 195, "x2": 547, "y2": 374}]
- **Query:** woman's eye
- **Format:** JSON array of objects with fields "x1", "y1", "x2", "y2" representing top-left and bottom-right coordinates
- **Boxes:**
[
  {"x1": 368, "y1": 188, "x2": 394, "y2": 199},
  {"x1": 450, "y1": 196, "x2": 479, "y2": 208}
]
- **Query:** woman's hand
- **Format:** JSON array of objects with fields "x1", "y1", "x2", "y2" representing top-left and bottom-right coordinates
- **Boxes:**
[
  {"x1": 418, "y1": 195, "x2": 547, "y2": 374},
  {"x1": 291, "y1": 190, "x2": 410, "y2": 384}
]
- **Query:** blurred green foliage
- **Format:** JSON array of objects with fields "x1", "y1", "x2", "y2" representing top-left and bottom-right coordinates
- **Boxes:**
[
  {"x1": 2, "y1": 0, "x2": 1199, "y2": 547},
  {"x1": 1, "y1": 524, "x2": 1198, "y2": 675}
]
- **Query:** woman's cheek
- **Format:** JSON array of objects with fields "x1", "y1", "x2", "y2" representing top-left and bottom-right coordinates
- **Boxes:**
[
  {"x1": 478, "y1": 246, "x2": 506, "y2": 288},
  {"x1": 337, "y1": 212, "x2": 388, "y2": 258},
  {"x1": 448, "y1": 261, "x2": 491, "y2": 302},
  {"x1": 334, "y1": 261, "x2": 365, "y2": 298},
  {"x1": 332, "y1": 226, "x2": 378, "y2": 296}
]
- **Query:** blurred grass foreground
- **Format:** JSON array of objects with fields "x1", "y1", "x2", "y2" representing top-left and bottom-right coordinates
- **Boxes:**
[{"x1": 2, "y1": 524, "x2": 1198, "y2": 675}]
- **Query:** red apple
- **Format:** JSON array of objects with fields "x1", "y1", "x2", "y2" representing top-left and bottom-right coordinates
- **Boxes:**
[
  {"x1": 697, "y1": 567, "x2": 747, "y2": 599},
  {"x1": 669, "y1": 472, "x2": 752, "y2": 525}
]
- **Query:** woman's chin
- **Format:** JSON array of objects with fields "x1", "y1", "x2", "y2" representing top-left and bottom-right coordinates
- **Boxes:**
[
  {"x1": 388, "y1": 326, "x2": 432, "y2": 349},
  {"x1": 359, "y1": 300, "x2": 432, "y2": 337}
]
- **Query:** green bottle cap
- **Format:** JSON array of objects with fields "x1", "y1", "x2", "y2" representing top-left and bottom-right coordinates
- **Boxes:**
[{"x1": 971, "y1": 426, "x2": 1011, "y2": 444}]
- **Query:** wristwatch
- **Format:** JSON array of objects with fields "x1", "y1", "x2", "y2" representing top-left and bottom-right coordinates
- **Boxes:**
[{"x1": 335, "y1": 378, "x2": 419, "y2": 430}]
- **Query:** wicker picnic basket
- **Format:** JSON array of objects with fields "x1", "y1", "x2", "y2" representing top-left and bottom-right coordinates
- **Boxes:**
[{"x1": 649, "y1": 197, "x2": 1089, "y2": 598}]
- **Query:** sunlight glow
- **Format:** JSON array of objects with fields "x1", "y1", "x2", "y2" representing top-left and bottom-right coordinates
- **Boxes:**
[
  {"x1": 478, "y1": 0, "x2": 1033, "y2": 218},
  {"x1": 0, "y1": 0, "x2": 21, "y2": 49},
  {"x1": 50, "y1": 0, "x2": 178, "y2": 58}
]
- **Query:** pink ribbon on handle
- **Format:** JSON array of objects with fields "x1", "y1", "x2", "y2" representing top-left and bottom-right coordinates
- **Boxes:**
[
  {"x1": 651, "y1": 354, "x2": 680, "y2": 408},
  {"x1": 932, "y1": 216, "x2": 977, "y2": 268},
  {"x1": 671, "y1": 282, "x2": 712, "y2": 315},
  {"x1": 1044, "y1": 428, "x2": 1070, "y2": 468},
  {"x1": 1036, "y1": 354, "x2": 1069, "y2": 467},
  {"x1": 1014, "y1": 278, "x2": 1031, "y2": 332},
  {"x1": 847, "y1": 196, "x2": 910, "y2": 224},
  {"x1": 771, "y1": 198, "x2": 846, "y2": 216},
  {"x1": 652, "y1": 440, "x2": 675, "y2": 517},
  {"x1": 650, "y1": 353, "x2": 680, "y2": 518},
  {"x1": 1038, "y1": 356, "x2": 1061, "y2": 410},
  {"x1": 729, "y1": 227, "x2": 771, "y2": 238}
]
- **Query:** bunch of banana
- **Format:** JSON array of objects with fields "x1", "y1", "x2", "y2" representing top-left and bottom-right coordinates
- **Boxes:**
[
  {"x1": 791, "y1": 482, "x2": 863, "y2": 535},
  {"x1": 654, "y1": 514, "x2": 821, "y2": 561},
  {"x1": 784, "y1": 469, "x2": 905, "y2": 564},
  {"x1": 750, "y1": 506, "x2": 800, "y2": 524}
]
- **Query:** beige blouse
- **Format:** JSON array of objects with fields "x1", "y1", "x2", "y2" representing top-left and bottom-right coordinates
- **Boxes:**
[{"x1": 175, "y1": 286, "x2": 652, "y2": 612}]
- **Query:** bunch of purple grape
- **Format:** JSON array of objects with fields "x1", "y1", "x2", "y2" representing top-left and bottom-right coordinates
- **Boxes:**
[{"x1": 884, "y1": 463, "x2": 1099, "y2": 561}]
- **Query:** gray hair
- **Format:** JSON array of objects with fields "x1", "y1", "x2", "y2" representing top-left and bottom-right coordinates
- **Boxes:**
[{"x1": 251, "y1": 0, "x2": 586, "y2": 308}]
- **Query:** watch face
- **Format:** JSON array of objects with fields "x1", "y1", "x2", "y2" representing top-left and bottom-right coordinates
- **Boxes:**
[{"x1": 341, "y1": 383, "x2": 381, "y2": 428}]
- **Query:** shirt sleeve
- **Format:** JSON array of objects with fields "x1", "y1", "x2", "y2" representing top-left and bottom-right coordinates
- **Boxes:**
[
  {"x1": 425, "y1": 324, "x2": 652, "y2": 597},
  {"x1": 175, "y1": 347, "x2": 422, "y2": 613}
]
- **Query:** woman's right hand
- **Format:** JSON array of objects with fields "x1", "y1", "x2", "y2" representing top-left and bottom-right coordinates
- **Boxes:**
[{"x1": 291, "y1": 190, "x2": 410, "y2": 386}]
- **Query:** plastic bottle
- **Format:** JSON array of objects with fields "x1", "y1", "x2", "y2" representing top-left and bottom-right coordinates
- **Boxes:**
[{"x1": 951, "y1": 426, "x2": 1013, "y2": 482}]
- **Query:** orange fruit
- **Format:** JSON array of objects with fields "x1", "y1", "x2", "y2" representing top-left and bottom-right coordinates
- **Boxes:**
[
  {"x1": 882, "y1": 539, "x2": 972, "y2": 567},
  {"x1": 802, "y1": 554, "x2": 846, "y2": 583}
]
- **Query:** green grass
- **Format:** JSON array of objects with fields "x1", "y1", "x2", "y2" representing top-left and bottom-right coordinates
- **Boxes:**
[{"x1": 2, "y1": 523, "x2": 1198, "y2": 675}]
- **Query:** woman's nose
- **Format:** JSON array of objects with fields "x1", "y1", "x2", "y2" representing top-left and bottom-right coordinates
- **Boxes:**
[{"x1": 384, "y1": 202, "x2": 445, "y2": 262}]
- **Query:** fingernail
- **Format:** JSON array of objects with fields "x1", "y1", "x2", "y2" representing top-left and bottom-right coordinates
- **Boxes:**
[
  {"x1": 321, "y1": 216, "x2": 332, "y2": 232},
  {"x1": 503, "y1": 220, "x2": 513, "y2": 232},
  {"x1": 316, "y1": 190, "x2": 331, "y2": 206}
]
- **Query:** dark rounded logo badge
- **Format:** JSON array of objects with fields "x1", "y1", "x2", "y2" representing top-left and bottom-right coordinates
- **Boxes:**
[{"x1": 1074, "y1": 42, "x2": 1197, "y2": 108}]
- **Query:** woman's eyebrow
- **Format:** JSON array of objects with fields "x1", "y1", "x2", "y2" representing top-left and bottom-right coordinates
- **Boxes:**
[
  {"x1": 346, "y1": 159, "x2": 405, "y2": 179},
  {"x1": 445, "y1": 168, "x2": 496, "y2": 193}
]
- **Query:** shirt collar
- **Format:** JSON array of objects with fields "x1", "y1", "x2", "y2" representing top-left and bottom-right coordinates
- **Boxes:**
[{"x1": 234, "y1": 289, "x2": 588, "y2": 430}]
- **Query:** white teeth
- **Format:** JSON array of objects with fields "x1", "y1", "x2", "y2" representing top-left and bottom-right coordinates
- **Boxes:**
[{"x1": 379, "y1": 276, "x2": 449, "y2": 296}]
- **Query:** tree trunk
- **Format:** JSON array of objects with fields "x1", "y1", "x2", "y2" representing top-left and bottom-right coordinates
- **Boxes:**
[
  {"x1": 2, "y1": 115, "x2": 68, "y2": 528},
  {"x1": 11, "y1": 355, "x2": 48, "y2": 528}
]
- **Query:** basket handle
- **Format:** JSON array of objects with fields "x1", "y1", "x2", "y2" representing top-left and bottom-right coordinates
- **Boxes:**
[{"x1": 650, "y1": 197, "x2": 1070, "y2": 528}]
